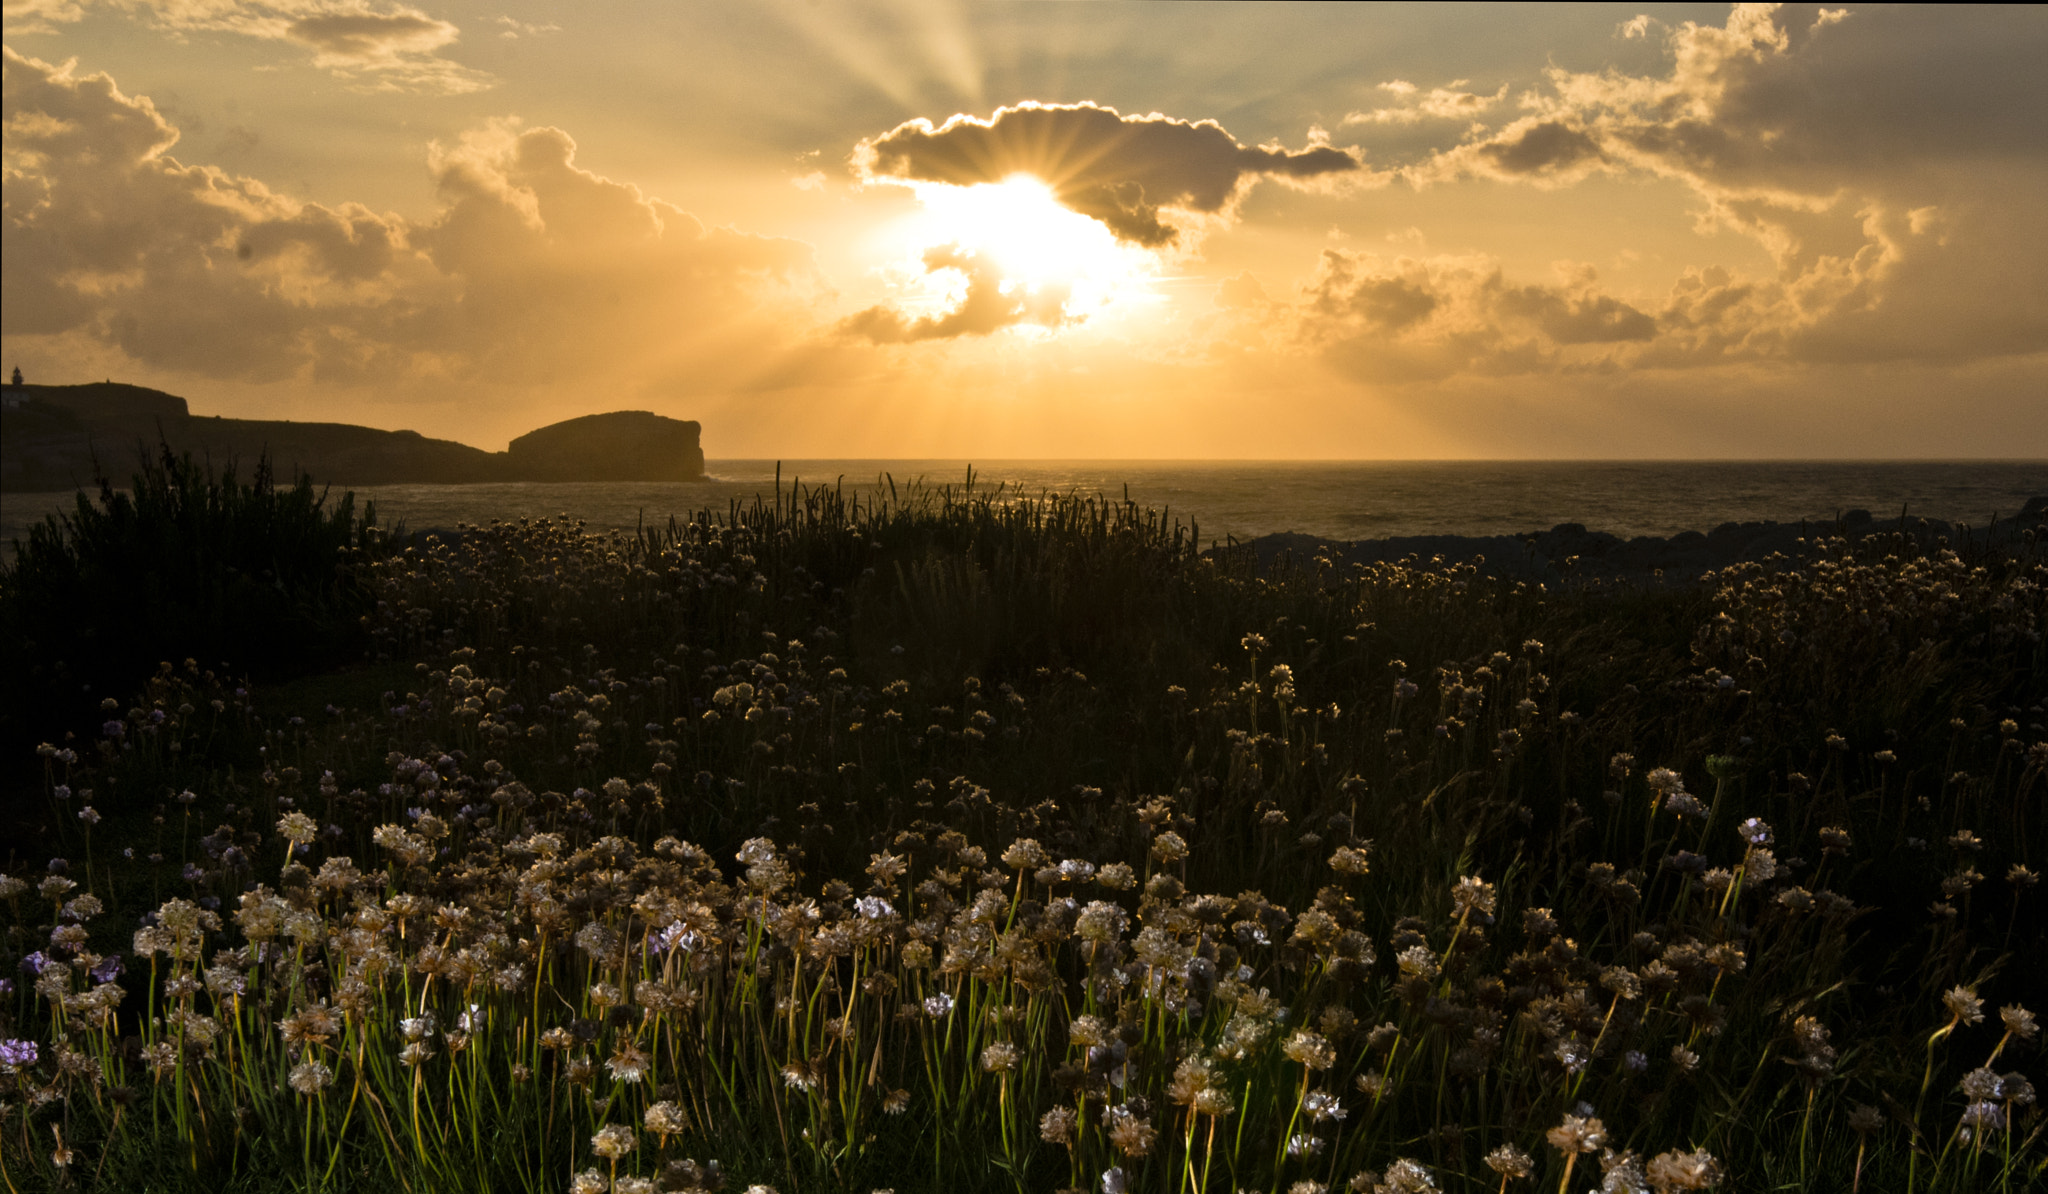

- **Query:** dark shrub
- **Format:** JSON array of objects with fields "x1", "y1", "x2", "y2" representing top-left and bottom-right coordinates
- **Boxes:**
[{"x1": 0, "y1": 444, "x2": 383, "y2": 797}]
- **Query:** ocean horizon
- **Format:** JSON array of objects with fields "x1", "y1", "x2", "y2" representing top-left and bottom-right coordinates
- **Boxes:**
[{"x1": 4, "y1": 458, "x2": 2043, "y2": 555}]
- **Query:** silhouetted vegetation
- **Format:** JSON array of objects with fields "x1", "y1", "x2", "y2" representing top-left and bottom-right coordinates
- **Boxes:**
[
  {"x1": 1, "y1": 475, "x2": 2042, "y2": 1192},
  {"x1": 0, "y1": 446, "x2": 384, "y2": 806}
]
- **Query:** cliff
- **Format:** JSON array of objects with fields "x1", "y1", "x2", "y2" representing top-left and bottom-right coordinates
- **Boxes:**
[
  {"x1": 0, "y1": 382, "x2": 705, "y2": 491},
  {"x1": 508, "y1": 411, "x2": 704, "y2": 481}
]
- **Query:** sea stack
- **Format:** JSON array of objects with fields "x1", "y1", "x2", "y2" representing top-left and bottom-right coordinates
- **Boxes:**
[{"x1": 507, "y1": 411, "x2": 706, "y2": 482}]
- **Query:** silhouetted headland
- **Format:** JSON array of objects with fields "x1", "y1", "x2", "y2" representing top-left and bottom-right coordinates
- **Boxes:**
[{"x1": 0, "y1": 380, "x2": 704, "y2": 491}]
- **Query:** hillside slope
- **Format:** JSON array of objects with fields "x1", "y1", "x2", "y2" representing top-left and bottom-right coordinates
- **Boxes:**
[{"x1": 0, "y1": 382, "x2": 704, "y2": 490}]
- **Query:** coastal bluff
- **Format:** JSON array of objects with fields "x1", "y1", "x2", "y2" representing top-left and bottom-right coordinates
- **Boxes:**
[{"x1": 0, "y1": 382, "x2": 704, "y2": 491}]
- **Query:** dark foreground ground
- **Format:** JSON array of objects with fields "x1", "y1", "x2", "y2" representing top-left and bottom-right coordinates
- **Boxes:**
[{"x1": 2, "y1": 477, "x2": 2043, "y2": 1193}]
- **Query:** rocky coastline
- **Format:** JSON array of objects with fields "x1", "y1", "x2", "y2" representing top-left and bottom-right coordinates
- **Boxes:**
[
  {"x1": 1239, "y1": 496, "x2": 2048, "y2": 583},
  {"x1": 0, "y1": 381, "x2": 705, "y2": 491}
]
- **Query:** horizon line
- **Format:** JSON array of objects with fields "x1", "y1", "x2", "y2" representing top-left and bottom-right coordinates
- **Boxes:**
[{"x1": 704, "y1": 457, "x2": 2048, "y2": 465}]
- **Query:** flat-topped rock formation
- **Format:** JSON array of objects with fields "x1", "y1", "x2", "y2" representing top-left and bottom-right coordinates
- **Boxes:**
[
  {"x1": 508, "y1": 410, "x2": 704, "y2": 482},
  {"x1": 1238, "y1": 497, "x2": 2048, "y2": 583},
  {"x1": 0, "y1": 382, "x2": 705, "y2": 491}
]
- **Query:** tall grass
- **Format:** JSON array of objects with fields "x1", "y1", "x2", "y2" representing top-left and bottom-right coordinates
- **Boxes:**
[
  {"x1": 1, "y1": 471, "x2": 2042, "y2": 1192},
  {"x1": 0, "y1": 445, "x2": 385, "y2": 803}
]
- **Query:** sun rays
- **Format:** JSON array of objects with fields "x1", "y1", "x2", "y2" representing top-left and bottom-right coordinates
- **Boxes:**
[{"x1": 863, "y1": 174, "x2": 1161, "y2": 339}]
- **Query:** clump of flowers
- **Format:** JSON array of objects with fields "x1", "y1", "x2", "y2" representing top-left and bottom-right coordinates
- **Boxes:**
[{"x1": 3, "y1": 491, "x2": 2040, "y2": 1193}]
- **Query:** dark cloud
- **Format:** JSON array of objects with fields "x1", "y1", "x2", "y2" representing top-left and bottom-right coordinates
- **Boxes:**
[
  {"x1": 1476, "y1": 120, "x2": 1605, "y2": 178},
  {"x1": 1638, "y1": 6, "x2": 2048, "y2": 187},
  {"x1": 1305, "y1": 259, "x2": 1437, "y2": 332},
  {"x1": 840, "y1": 244, "x2": 1071, "y2": 342},
  {"x1": 858, "y1": 101, "x2": 1360, "y2": 246},
  {"x1": 285, "y1": 12, "x2": 458, "y2": 61},
  {"x1": 1422, "y1": 7, "x2": 2048, "y2": 193},
  {"x1": 1496, "y1": 284, "x2": 1655, "y2": 345},
  {"x1": 1404, "y1": 6, "x2": 2048, "y2": 367}
]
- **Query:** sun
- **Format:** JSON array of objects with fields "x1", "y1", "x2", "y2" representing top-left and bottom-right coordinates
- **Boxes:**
[{"x1": 886, "y1": 174, "x2": 1158, "y2": 327}]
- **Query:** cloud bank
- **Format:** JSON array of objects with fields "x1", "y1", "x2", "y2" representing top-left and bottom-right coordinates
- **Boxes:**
[
  {"x1": 1272, "y1": 4, "x2": 2048, "y2": 382},
  {"x1": 1275, "y1": 252, "x2": 1654, "y2": 384},
  {"x1": 2, "y1": 48, "x2": 819, "y2": 405},
  {"x1": 1435, "y1": 5, "x2": 2045, "y2": 360},
  {"x1": 6, "y1": 0, "x2": 492, "y2": 92},
  {"x1": 857, "y1": 101, "x2": 1362, "y2": 247},
  {"x1": 3, "y1": 0, "x2": 87, "y2": 34}
]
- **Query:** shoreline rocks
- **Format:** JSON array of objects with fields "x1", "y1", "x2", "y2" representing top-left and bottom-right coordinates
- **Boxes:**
[{"x1": 1239, "y1": 496, "x2": 2048, "y2": 583}]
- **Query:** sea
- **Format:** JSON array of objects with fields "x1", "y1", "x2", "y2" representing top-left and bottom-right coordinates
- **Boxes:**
[{"x1": 2, "y1": 460, "x2": 2044, "y2": 557}]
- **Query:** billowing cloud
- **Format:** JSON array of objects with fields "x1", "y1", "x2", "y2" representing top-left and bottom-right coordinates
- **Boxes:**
[
  {"x1": 1391, "y1": 3, "x2": 2048, "y2": 366},
  {"x1": 1286, "y1": 250, "x2": 1657, "y2": 383},
  {"x1": 856, "y1": 101, "x2": 1363, "y2": 246},
  {"x1": 840, "y1": 244, "x2": 1070, "y2": 343},
  {"x1": 2, "y1": 48, "x2": 820, "y2": 398}
]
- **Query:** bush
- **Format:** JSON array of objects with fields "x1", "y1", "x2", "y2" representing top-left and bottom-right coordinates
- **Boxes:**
[{"x1": 0, "y1": 444, "x2": 383, "y2": 805}]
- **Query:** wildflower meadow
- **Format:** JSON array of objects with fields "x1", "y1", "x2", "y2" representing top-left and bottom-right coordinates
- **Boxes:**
[{"x1": 1, "y1": 456, "x2": 2042, "y2": 1193}]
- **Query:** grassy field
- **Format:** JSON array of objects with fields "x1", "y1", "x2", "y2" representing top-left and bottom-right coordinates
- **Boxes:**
[{"x1": 1, "y1": 458, "x2": 2043, "y2": 1193}]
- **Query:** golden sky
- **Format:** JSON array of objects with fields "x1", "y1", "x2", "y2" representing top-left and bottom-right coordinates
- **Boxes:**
[{"x1": 4, "y1": 3, "x2": 2045, "y2": 458}]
